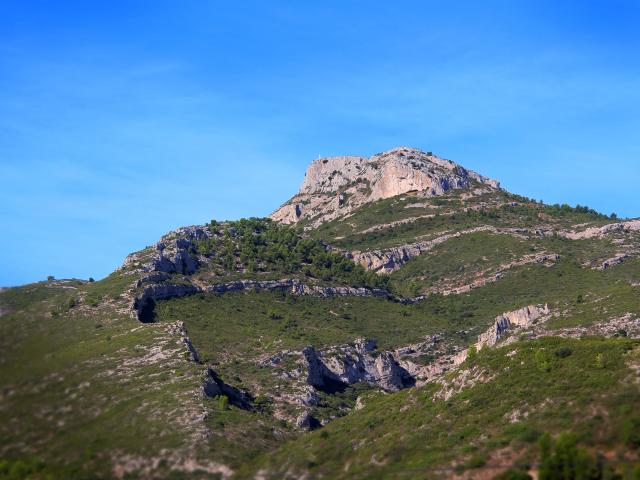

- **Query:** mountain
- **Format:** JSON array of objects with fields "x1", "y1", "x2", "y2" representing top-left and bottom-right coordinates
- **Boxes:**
[
  {"x1": 271, "y1": 146, "x2": 500, "y2": 227},
  {"x1": 1, "y1": 147, "x2": 639, "y2": 479}
]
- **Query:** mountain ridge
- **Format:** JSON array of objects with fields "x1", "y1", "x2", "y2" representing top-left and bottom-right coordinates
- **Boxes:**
[
  {"x1": 270, "y1": 146, "x2": 501, "y2": 228},
  {"x1": 1, "y1": 146, "x2": 639, "y2": 479}
]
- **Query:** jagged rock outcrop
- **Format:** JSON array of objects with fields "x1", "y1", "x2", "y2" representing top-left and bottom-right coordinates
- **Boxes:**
[
  {"x1": 132, "y1": 283, "x2": 200, "y2": 322},
  {"x1": 301, "y1": 339, "x2": 414, "y2": 392},
  {"x1": 130, "y1": 278, "x2": 392, "y2": 321},
  {"x1": 203, "y1": 368, "x2": 253, "y2": 410},
  {"x1": 560, "y1": 220, "x2": 640, "y2": 240},
  {"x1": 406, "y1": 306, "x2": 552, "y2": 384},
  {"x1": 270, "y1": 147, "x2": 500, "y2": 228},
  {"x1": 302, "y1": 346, "x2": 346, "y2": 393},
  {"x1": 123, "y1": 225, "x2": 210, "y2": 274},
  {"x1": 349, "y1": 225, "x2": 561, "y2": 274},
  {"x1": 597, "y1": 253, "x2": 631, "y2": 270},
  {"x1": 477, "y1": 304, "x2": 550, "y2": 348},
  {"x1": 295, "y1": 411, "x2": 320, "y2": 431},
  {"x1": 205, "y1": 279, "x2": 390, "y2": 299},
  {"x1": 373, "y1": 352, "x2": 416, "y2": 391},
  {"x1": 350, "y1": 226, "x2": 500, "y2": 273},
  {"x1": 166, "y1": 321, "x2": 200, "y2": 363}
]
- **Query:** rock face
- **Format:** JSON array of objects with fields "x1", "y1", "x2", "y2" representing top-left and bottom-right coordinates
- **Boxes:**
[
  {"x1": 203, "y1": 369, "x2": 253, "y2": 410},
  {"x1": 123, "y1": 225, "x2": 210, "y2": 275},
  {"x1": 477, "y1": 304, "x2": 550, "y2": 348},
  {"x1": 270, "y1": 147, "x2": 500, "y2": 228},
  {"x1": 596, "y1": 253, "x2": 631, "y2": 270},
  {"x1": 350, "y1": 226, "x2": 500, "y2": 273},
  {"x1": 349, "y1": 225, "x2": 560, "y2": 275},
  {"x1": 130, "y1": 278, "x2": 392, "y2": 322},
  {"x1": 295, "y1": 411, "x2": 320, "y2": 431},
  {"x1": 133, "y1": 283, "x2": 200, "y2": 323},
  {"x1": 166, "y1": 321, "x2": 200, "y2": 363},
  {"x1": 561, "y1": 220, "x2": 640, "y2": 240},
  {"x1": 302, "y1": 339, "x2": 414, "y2": 392}
]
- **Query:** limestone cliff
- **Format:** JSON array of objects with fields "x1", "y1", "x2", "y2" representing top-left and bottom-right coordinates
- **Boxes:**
[{"x1": 270, "y1": 146, "x2": 500, "y2": 228}]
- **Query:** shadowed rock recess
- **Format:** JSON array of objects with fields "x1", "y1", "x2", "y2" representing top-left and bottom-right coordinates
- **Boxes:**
[{"x1": 1, "y1": 146, "x2": 640, "y2": 479}]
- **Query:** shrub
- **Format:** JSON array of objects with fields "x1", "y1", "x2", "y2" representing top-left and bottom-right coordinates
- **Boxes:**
[
  {"x1": 623, "y1": 417, "x2": 640, "y2": 449},
  {"x1": 554, "y1": 347, "x2": 572, "y2": 358},
  {"x1": 493, "y1": 470, "x2": 532, "y2": 480},
  {"x1": 538, "y1": 432, "x2": 621, "y2": 480},
  {"x1": 67, "y1": 297, "x2": 77, "y2": 309},
  {"x1": 194, "y1": 218, "x2": 389, "y2": 289},
  {"x1": 465, "y1": 453, "x2": 487, "y2": 469},
  {"x1": 534, "y1": 349, "x2": 551, "y2": 372},
  {"x1": 217, "y1": 395, "x2": 229, "y2": 410},
  {"x1": 466, "y1": 345, "x2": 478, "y2": 363}
]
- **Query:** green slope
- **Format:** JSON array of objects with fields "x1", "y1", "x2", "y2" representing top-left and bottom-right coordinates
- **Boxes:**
[
  {"x1": 244, "y1": 337, "x2": 640, "y2": 479},
  {"x1": 1, "y1": 187, "x2": 639, "y2": 479}
]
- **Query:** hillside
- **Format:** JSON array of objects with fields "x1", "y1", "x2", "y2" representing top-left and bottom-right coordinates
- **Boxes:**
[{"x1": 1, "y1": 147, "x2": 639, "y2": 479}]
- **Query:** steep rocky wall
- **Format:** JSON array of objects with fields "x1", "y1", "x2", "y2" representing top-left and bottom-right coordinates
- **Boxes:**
[
  {"x1": 270, "y1": 147, "x2": 500, "y2": 228},
  {"x1": 476, "y1": 304, "x2": 550, "y2": 348},
  {"x1": 130, "y1": 278, "x2": 392, "y2": 321},
  {"x1": 350, "y1": 226, "x2": 500, "y2": 273}
]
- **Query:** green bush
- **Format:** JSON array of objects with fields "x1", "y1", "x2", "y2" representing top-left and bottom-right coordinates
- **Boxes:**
[
  {"x1": 466, "y1": 345, "x2": 478, "y2": 363},
  {"x1": 493, "y1": 469, "x2": 533, "y2": 480},
  {"x1": 465, "y1": 453, "x2": 487, "y2": 469},
  {"x1": 218, "y1": 395, "x2": 229, "y2": 410},
  {"x1": 538, "y1": 433, "x2": 622, "y2": 480},
  {"x1": 554, "y1": 347, "x2": 572, "y2": 358},
  {"x1": 622, "y1": 417, "x2": 640, "y2": 449},
  {"x1": 195, "y1": 218, "x2": 388, "y2": 289},
  {"x1": 534, "y1": 349, "x2": 551, "y2": 372}
]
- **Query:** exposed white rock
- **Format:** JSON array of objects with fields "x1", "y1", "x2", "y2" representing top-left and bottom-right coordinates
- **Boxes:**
[
  {"x1": 477, "y1": 304, "x2": 550, "y2": 349},
  {"x1": 560, "y1": 220, "x2": 640, "y2": 240},
  {"x1": 527, "y1": 313, "x2": 640, "y2": 340},
  {"x1": 299, "y1": 339, "x2": 414, "y2": 393},
  {"x1": 123, "y1": 225, "x2": 210, "y2": 275},
  {"x1": 434, "y1": 253, "x2": 560, "y2": 296},
  {"x1": 350, "y1": 226, "x2": 500, "y2": 273},
  {"x1": 166, "y1": 321, "x2": 200, "y2": 363},
  {"x1": 596, "y1": 253, "x2": 631, "y2": 270},
  {"x1": 270, "y1": 147, "x2": 500, "y2": 228},
  {"x1": 349, "y1": 224, "x2": 559, "y2": 275}
]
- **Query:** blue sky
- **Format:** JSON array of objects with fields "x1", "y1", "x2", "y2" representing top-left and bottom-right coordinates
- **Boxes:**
[{"x1": 1, "y1": 1, "x2": 639, "y2": 286}]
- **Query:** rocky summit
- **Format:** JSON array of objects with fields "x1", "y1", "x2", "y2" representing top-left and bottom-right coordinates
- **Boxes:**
[
  {"x1": 1, "y1": 147, "x2": 640, "y2": 479},
  {"x1": 271, "y1": 146, "x2": 500, "y2": 227}
]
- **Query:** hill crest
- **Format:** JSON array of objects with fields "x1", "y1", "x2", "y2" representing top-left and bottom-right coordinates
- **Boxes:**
[{"x1": 270, "y1": 146, "x2": 500, "y2": 227}]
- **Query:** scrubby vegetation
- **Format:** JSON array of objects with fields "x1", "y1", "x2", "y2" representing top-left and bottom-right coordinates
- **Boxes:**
[
  {"x1": 195, "y1": 218, "x2": 388, "y2": 288},
  {"x1": 245, "y1": 338, "x2": 640, "y2": 479},
  {"x1": 536, "y1": 432, "x2": 632, "y2": 480},
  {"x1": 312, "y1": 189, "x2": 619, "y2": 251},
  {"x1": 1, "y1": 185, "x2": 638, "y2": 478}
]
